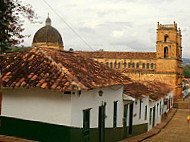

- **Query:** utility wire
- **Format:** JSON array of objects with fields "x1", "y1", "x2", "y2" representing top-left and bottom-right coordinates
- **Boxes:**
[{"x1": 41, "y1": 0, "x2": 95, "y2": 51}]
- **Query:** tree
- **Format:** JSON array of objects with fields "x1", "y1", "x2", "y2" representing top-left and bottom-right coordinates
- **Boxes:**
[
  {"x1": 0, "y1": 0, "x2": 38, "y2": 54},
  {"x1": 0, "y1": 1, "x2": 38, "y2": 119},
  {"x1": 98, "y1": 49, "x2": 104, "y2": 51},
  {"x1": 69, "y1": 48, "x2": 74, "y2": 51}
]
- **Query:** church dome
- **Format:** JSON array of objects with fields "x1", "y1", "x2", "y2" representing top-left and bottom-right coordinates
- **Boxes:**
[{"x1": 32, "y1": 15, "x2": 64, "y2": 50}]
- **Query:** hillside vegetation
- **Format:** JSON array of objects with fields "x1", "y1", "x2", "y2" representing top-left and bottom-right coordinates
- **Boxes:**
[{"x1": 183, "y1": 65, "x2": 190, "y2": 78}]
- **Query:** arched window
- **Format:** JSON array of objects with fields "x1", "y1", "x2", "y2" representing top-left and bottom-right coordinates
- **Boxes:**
[
  {"x1": 128, "y1": 63, "x2": 131, "y2": 68},
  {"x1": 136, "y1": 63, "x2": 139, "y2": 68},
  {"x1": 124, "y1": 62, "x2": 127, "y2": 68},
  {"x1": 106, "y1": 62, "x2": 109, "y2": 66},
  {"x1": 118, "y1": 62, "x2": 121, "y2": 68},
  {"x1": 151, "y1": 63, "x2": 154, "y2": 69},
  {"x1": 147, "y1": 63, "x2": 149, "y2": 69},
  {"x1": 132, "y1": 63, "x2": 135, "y2": 68},
  {"x1": 142, "y1": 63, "x2": 145, "y2": 69},
  {"x1": 114, "y1": 61, "x2": 117, "y2": 68},
  {"x1": 164, "y1": 47, "x2": 168, "y2": 58},
  {"x1": 164, "y1": 35, "x2": 168, "y2": 42},
  {"x1": 110, "y1": 62, "x2": 113, "y2": 68}
]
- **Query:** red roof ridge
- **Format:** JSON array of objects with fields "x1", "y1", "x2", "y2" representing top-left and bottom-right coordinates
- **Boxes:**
[{"x1": 36, "y1": 47, "x2": 88, "y2": 90}]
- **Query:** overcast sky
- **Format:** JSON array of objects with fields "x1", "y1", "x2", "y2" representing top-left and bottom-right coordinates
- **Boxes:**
[{"x1": 21, "y1": 0, "x2": 190, "y2": 58}]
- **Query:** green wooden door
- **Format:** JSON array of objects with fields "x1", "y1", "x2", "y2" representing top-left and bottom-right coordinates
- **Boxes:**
[
  {"x1": 152, "y1": 106, "x2": 156, "y2": 128},
  {"x1": 129, "y1": 103, "x2": 133, "y2": 135},
  {"x1": 83, "y1": 109, "x2": 90, "y2": 142},
  {"x1": 123, "y1": 104, "x2": 128, "y2": 138},
  {"x1": 99, "y1": 105, "x2": 105, "y2": 142}
]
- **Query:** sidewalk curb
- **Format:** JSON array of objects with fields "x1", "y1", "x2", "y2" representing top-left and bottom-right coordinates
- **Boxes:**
[
  {"x1": 120, "y1": 108, "x2": 177, "y2": 142},
  {"x1": 140, "y1": 108, "x2": 177, "y2": 142}
]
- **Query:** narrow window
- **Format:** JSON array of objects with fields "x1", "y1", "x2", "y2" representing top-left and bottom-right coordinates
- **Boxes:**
[
  {"x1": 128, "y1": 63, "x2": 131, "y2": 68},
  {"x1": 164, "y1": 47, "x2": 168, "y2": 58},
  {"x1": 145, "y1": 105, "x2": 147, "y2": 120},
  {"x1": 147, "y1": 63, "x2": 149, "y2": 69},
  {"x1": 124, "y1": 62, "x2": 127, "y2": 68},
  {"x1": 136, "y1": 63, "x2": 139, "y2": 69},
  {"x1": 114, "y1": 61, "x2": 117, "y2": 68},
  {"x1": 83, "y1": 109, "x2": 90, "y2": 134},
  {"x1": 132, "y1": 63, "x2": 135, "y2": 68},
  {"x1": 113, "y1": 101, "x2": 118, "y2": 127},
  {"x1": 164, "y1": 34, "x2": 168, "y2": 42},
  {"x1": 106, "y1": 62, "x2": 109, "y2": 66},
  {"x1": 110, "y1": 62, "x2": 113, "y2": 68},
  {"x1": 118, "y1": 62, "x2": 121, "y2": 68},
  {"x1": 151, "y1": 63, "x2": 154, "y2": 69},
  {"x1": 149, "y1": 108, "x2": 152, "y2": 124},
  {"x1": 143, "y1": 63, "x2": 145, "y2": 69}
]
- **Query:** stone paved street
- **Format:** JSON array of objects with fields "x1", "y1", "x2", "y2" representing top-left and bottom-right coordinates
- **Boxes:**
[{"x1": 143, "y1": 109, "x2": 190, "y2": 142}]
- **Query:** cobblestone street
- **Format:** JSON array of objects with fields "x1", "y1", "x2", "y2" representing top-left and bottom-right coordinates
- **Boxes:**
[{"x1": 144, "y1": 109, "x2": 190, "y2": 142}]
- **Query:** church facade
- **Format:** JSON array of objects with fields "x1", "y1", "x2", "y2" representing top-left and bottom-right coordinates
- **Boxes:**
[
  {"x1": 32, "y1": 16, "x2": 183, "y2": 99},
  {"x1": 78, "y1": 22, "x2": 183, "y2": 99}
]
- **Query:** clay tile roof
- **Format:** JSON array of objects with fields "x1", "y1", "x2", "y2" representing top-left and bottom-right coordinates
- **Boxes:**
[
  {"x1": 124, "y1": 81, "x2": 174, "y2": 101},
  {"x1": 142, "y1": 81, "x2": 174, "y2": 101},
  {"x1": 123, "y1": 82, "x2": 154, "y2": 99},
  {"x1": 76, "y1": 51, "x2": 156, "y2": 59},
  {"x1": 0, "y1": 47, "x2": 131, "y2": 91}
]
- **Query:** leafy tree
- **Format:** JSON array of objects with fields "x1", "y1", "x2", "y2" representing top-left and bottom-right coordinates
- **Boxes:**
[
  {"x1": 0, "y1": 0, "x2": 38, "y2": 54},
  {"x1": 69, "y1": 48, "x2": 74, "y2": 51},
  {"x1": 98, "y1": 49, "x2": 104, "y2": 51}
]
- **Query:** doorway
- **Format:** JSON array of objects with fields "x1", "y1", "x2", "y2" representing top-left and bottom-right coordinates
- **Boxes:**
[
  {"x1": 99, "y1": 105, "x2": 105, "y2": 142},
  {"x1": 129, "y1": 103, "x2": 133, "y2": 135},
  {"x1": 123, "y1": 104, "x2": 128, "y2": 138},
  {"x1": 152, "y1": 106, "x2": 156, "y2": 127},
  {"x1": 83, "y1": 109, "x2": 90, "y2": 142}
]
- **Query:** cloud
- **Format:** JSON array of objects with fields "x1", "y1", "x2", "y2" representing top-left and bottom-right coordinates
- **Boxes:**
[
  {"x1": 21, "y1": 0, "x2": 190, "y2": 58},
  {"x1": 112, "y1": 30, "x2": 125, "y2": 38}
]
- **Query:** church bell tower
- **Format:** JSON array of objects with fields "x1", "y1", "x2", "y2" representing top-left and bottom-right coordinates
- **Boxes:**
[
  {"x1": 156, "y1": 22, "x2": 183, "y2": 99},
  {"x1": 156, "y1": 21, "x2": 182, "y2": 60}
]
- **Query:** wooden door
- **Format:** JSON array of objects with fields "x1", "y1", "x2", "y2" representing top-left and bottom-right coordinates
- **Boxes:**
[
  {"x1": 129, "y1": 103, "x2": 133, "y2": 135},
  {"x1": 99, "y1": 105, "x2": 105, "y2": 142},
  {"x1": 152, "y1": 106, "x2": 156, "y2": 128},
  {"x1": 123, "y1": 104, "x2": 128, "y2": 138},
  {"x1": 83, "y1": 109, "x2": 90, "y2": 142}
]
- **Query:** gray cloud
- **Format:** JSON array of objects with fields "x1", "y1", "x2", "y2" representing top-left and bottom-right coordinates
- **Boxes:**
[{"x1": 22, "y1": 0, "x2": 190, "y2": 58}]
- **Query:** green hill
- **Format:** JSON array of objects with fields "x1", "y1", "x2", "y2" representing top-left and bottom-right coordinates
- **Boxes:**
[{"x1": 183, "y1": 65, "x2": 190, "y2": 78}]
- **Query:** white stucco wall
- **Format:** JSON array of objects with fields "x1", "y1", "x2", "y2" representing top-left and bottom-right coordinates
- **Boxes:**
[
  {"x1": 148, "y1": 99, "x2": 163, "y2": 131},
  {"x1": 148, "y1": 91, "x2": 174, "y2": 131},
  {"x1": 132, "y1": 97, "x2": 149, "y2": 126},
  {"x1": 2, "y1": 85, "x2": 125, "y2": 129},
  {"x1": 2, "y1": 88, "x2": 72, "y2": 126},
  {"x1": 71, "y1": 85, "x2": 123, "y2": 128}
]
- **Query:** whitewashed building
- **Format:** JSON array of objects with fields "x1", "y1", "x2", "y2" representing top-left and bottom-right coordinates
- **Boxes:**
[
  {"x1": 123, "y1": 81, "x2": 174, "y2": 136},
  {"x1": 0, "y1": 47, "x2": 131, "y2": 142}
]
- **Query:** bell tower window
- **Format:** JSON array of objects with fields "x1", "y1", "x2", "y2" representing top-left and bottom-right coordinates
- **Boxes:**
[
  {"x1": 164, "y1": 47, "x2": 168, "y2": 58},
  {"x1": 164, "y1": 35, "x2": 168, "y2": 42}
]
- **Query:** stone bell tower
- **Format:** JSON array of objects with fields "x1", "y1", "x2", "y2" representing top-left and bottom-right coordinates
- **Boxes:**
[{"x1": 156, "y1": 22, "x2": 183, "y2": 99}]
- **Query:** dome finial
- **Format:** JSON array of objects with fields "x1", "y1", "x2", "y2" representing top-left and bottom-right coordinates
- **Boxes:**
[{"x1": 46, "y1": 13, "x2": 51, "y2": 26}]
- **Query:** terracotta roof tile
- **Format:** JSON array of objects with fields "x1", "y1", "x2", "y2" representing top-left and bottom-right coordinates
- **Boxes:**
[
  {"x1": 124, "y1": 81, "x2": 174, "y2": 101},
  {"x1": 0, "y1": 47, "x2": 131, "y2": 91},
  {"x1": 76, "y1": 51, "x2": 156, "y2": 59}
]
